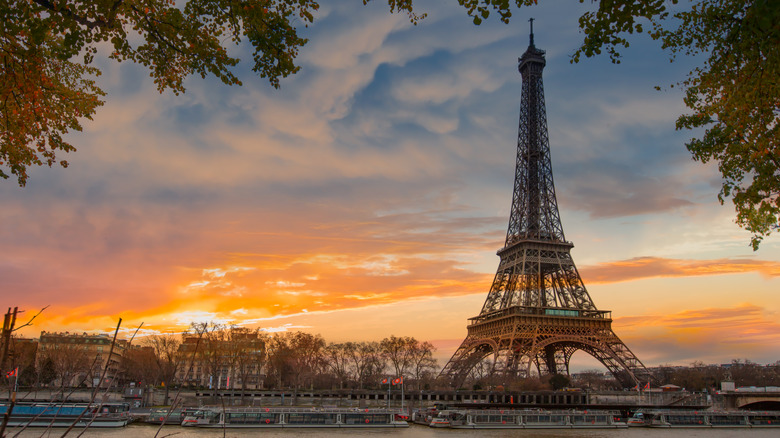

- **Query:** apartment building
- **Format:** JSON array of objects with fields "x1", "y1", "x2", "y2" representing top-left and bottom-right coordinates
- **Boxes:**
[
  {"x1": 176, "y1": 332, "x2": 266, "y2": 390},
  {"x1": 37, "y1": 331, "x2": 127, "y2": 388}
]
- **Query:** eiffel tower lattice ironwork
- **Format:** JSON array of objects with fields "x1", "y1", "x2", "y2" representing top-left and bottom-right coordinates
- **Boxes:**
[{"x1": 439, "y1": 24, "x2": 652, "y2": 389}]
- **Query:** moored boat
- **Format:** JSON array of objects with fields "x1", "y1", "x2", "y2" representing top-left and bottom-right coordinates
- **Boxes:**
[
  {"x1": 0, "y1": 402, "x2": 131, "y2": 428},
  {"x1": 428, "y1": 416, "x2": 450, "y2": 427},
  {"x1": 627, "y1": 409, "x2": 780, "y2": 427},
  {"x1": 427, "y1": 409, "x2": 626, "y2": 429},
  {"x1": 181, "y1": 407, "x2": 408, "y2": 428},
  {"x1": 145, "y1": 407, "x2": 199, "y2": 425}
]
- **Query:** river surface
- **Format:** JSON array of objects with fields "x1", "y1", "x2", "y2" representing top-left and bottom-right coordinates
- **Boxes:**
[{"x1": 7, "y1": 424, "x2": 779, "y2": 438}]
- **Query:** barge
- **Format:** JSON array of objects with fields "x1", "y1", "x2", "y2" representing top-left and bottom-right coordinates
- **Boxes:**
[
  {"x1": 0, "y1": 402, "x2": 130, "y2": 428},
  {"x1": 145, "y1": 407, "x2": 199, "y2": 425},
  {"x1": 628, "y1": 409, "x2": 780, "y2": 427},
  {"x1": 426, "y1": 408, "x2": 627, "y2": 429},
  {"x1": 182, "y1": 407, "x2": 409, "y2": 428}
]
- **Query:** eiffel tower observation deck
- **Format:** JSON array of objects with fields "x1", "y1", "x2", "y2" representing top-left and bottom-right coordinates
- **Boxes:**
[{"x1": 439, "y1": 22, "x2": 652, "y2": 389}]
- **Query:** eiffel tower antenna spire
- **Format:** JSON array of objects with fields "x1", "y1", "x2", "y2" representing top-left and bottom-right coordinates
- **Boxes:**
[
  {"x1": 439, "y1": 26, "x2": 653, "y2": 389},
  {"x1": 529, "y1": 17, "x2": 535, "y2": 47}
]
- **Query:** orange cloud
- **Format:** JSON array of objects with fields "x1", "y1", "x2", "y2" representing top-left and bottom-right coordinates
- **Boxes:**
[
  {"x1": 615, "y1": 303, "x2": 780, "y2": 365},
  {"x1": 8, "y1": 195, "x2": 779, "y2": 343},
  {"x1": 581, "y1": 256, "x2": 780, "y2": 284},
  {"x1": 12, "y1": 207, "x2": 498, "y2": 336},
  {"x1": 19, "y1": 237, "x2": 780, "y2": 338}
]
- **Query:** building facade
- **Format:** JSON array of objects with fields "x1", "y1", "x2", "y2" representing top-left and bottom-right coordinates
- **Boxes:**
[
  {"x1": 37, "y1": 331, "x2": 127, "y2": 388},
  {"x1": 176, "y1": 332, "x2": 266, "y2": 390}
]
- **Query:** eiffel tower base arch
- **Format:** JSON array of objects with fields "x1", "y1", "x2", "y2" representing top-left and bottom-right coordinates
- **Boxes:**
[{"x1": 439, "y1": 310, "x2": 651, "y2": 389}]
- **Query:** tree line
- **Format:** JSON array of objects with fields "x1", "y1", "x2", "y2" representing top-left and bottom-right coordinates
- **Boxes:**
[
  {"x1": 5, "y1": 321, "x2": 779, "y2": 397},
  {"x1": 20, "y1": 324, "x2": 438, "y2": 404},
  {"x1": 571, "y1": 360, "x2": 780, "y2": 392}
]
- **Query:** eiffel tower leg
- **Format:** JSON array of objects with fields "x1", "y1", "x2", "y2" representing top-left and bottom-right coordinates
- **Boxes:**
[
  {"x1": 534, "y1": 330, "x2": 651, "y2": 388},
  {"x1": 576, "y1": 331, "x2": 655, "y2": 388},
  {"x1": 544, "y1": 345, "x2": 557, "y2": 375},
  {"x1": 562, "y1": 346, "x2": 576, "y2": 376},
  {"x1": 530, "y1": 345, "x2": 565, "y2": 377},
  {"x1": 531, "y1": 351, "x2": 546, "y2": 376},
  {"x1": 439, "y1": 335, "x2": 498, "y2": 387},
  {"x1": 508, "y1": 345, "x2": 532, "y2": 379}
]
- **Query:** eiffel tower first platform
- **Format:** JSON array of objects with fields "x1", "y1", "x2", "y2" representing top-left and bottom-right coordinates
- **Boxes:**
[{"x1": 439, "y1": 25, "x2": 652, "y2": 389}]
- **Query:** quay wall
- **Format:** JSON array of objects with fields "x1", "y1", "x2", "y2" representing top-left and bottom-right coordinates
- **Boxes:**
[{"x1": 8, "y1": 388, "x2": 713, "y2": 410}]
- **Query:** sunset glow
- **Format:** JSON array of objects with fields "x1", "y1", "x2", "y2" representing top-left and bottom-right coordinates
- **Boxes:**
[{"x1": 3, "y1": 1, "x2": 779, "y2": 370}]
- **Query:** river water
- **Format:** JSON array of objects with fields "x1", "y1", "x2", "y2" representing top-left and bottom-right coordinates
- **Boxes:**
[{"x1": 7, "y1": 424, "x2": 779, "y2": 438}]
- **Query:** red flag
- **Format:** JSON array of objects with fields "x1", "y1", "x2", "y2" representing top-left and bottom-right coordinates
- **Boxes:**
[
  {"x1": 381, "y1": 378, "x2": 388, "y2": 384},
  {"x1": 5, "y1": 367, "x2": 17, "y2": 378},
  {"x1": 393, "y1": 377, "x2": 403, "y2": 385},
  {"x1": 643, "y1": 382, "x2": 650, "y2": 390}
]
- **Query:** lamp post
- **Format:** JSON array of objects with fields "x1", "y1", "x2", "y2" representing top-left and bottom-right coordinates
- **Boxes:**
[
  {"x1": 400, "y1": 377, "x2": 404, "y2": 414},
  {"x1": 382, "y1": 377, "x2": 389, "y2": 409}
]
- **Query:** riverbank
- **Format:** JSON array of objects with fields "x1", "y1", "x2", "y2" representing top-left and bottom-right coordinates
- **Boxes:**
[
  {"x1": 3, "y1": 387, "x2": 721, "y2": 412},
  {"x1": 7, "y1": 422, "x2": 780, "y2": 438}
]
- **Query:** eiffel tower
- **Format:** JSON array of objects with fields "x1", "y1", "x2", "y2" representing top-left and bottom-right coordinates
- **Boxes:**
[{"x1": 439, "y1": 23, "x2": 652, "y2": 389}]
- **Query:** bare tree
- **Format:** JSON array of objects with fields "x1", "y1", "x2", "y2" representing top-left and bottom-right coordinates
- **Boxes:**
[
  {"x1": 380, "y1": 335, "x2": 416, "y2": 378},
  {"x1": 324, "y1": 343, "x2": 351, "y2": 389},
  {"x1": 288, "y1": 332, "x2": 326, "y2": 391},
  {"x1": 199, "y1": 323, "x2": 230, "y2": 390},
  {"x1": 121, "y1": 345, "x2": 159, "y2": 389},
  {"x1": 343, "y1": 341, "x2": 383, "y2": 390},
  {"x1": 265, "y1": 332, "x2": 325, "y2": 397},
  {"x1": 265, "y1": 334, "x2": 294, "y2": 390},
  {"x1": 730, "y1": 359, "x2": 769, "y2": 388},
  {"x1": 251, "y1": 332, "x2": 270, "y2": 390},
  {"x1": 361, "y1": 342, "x2": 387, "y2": 389},
  {"x1": 38, "y1": 342, "x2": 92, "y2": 390},
  {"x1": 408, "y1": 341, "x2": 438, "y2": 390},
  {"x1": 1, "y1": 306, "x2": 46, "y2": 377},
  {"x1": 4, "y1": 334, "x2": 38, "y2": 388},
  {"x1": 143, "y1": 333, "x2": 182, "y2": 405},
  {"x1": 571, "y1": 369, "x2": 611, "y2": 391},
  {"x1": 227, "y1": 327, "x2": 266, "y2": 401},
  {"x1": 465, "y1": 356, "x2": 496, "y2": 390},
  {"x1": 654, "y1": 364, "x2": 678, "y2": 385}
]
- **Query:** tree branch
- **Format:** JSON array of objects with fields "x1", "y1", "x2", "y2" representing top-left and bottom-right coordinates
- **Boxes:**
[
  {"x1": 8, "y1": 305, "x2": 48, "y2": 332},
  {"x1": 32, "y1": 0, "x2": 122, "y2": 30}
]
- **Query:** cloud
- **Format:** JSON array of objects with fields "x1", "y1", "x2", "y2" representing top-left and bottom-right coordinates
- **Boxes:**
[
  {"x1": 581, "y1": 256, "x2": 780, "y2": 284},
  {"x1": 560, "y1": 167, "x2": 695, "y2": 219},
  {"x1": 260, "y1": 323, "x2": 311, "y2": 333},
  {"x1": 181, "y1": 266, "x2": 257, "y2": 297},
  {"x1": 168, "y1": 311, "x2": 230, "y2": 327},
  {"x1": 615, "y1": 304, "x2": 780, "y2": 365},
  {"x1": 2, "y1": 0, "x2": 779, "y2": 376}
]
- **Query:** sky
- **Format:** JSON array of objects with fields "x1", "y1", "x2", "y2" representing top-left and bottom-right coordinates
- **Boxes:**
[{"x1": 3, "y1": 1, "x2": 780, "y2": 371}]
